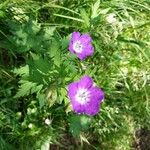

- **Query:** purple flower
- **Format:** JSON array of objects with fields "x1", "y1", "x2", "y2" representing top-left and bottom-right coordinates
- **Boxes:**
[
  {"x1": 68, "y1": 76, "x2": 104, "y2": 116},
  {"x1": 69, "y1": 32, "x2": 94, "y2": 60}
]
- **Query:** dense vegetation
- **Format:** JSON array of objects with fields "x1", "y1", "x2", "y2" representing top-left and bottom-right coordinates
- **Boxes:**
[{"x1": 0, "y1": 0, "x2": 150, "y2": 149}]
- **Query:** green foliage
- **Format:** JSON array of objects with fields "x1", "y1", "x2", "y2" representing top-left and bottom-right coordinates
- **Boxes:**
[
  {"x1": 0, "y1": 0, "x2": 150, "y2": 149},
  {"x1": 69, "y1": 115, "x2": 92, "y2": 137}
]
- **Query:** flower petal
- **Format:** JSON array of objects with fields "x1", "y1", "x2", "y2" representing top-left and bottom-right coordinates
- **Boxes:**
[
  {"x1": 84, "y1": 102, "x2": 100, "y2": 116},
  {"x1": 76, "y1": 52, "x2": 86, "y2": 60},
  {"x1": 80, "y1": 34, "x2": 92, "y2": 44},
  {"x1": 71, "y1": 97, "x2": 85, "y2": 114},
  {"x1": 79, "y1": 76, "x2": 93, "y2": 89},
  {"x1": 84, "y1": 44, "x2": 94, "y2": 56},
  {"x1": 69, "y1": 42, "x2": 74, "y2": 53},
  {"x1": 68, "y1": 82, "x2": 78, "y2": 99},
  {"x1": 89, "y1": 87, "x2": 104, "y2": 103},
  {"x1": 84, "y1": 87, "x2": 104, "y2": 116},
  {"x1": 71, "y1": 32, "x2": 80, "y2": 41}
]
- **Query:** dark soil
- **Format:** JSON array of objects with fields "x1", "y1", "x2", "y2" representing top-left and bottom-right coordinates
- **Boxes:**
[
  {"x1": 133, "y1": 128, "x2": 150, "y2": 150},
  {"x1": 50, "y1": 128, "x2": 150, "y2": 150},
  {"x1": 49, "y1": 133, "x2": 79, "y2": 150}
]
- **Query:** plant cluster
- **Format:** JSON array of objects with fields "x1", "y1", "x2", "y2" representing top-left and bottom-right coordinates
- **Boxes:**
[{"x1": 0, "y1": 0, "x2": 150, "y2": 149}]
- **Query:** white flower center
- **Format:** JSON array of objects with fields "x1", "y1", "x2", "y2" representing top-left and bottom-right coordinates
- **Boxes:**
[
  {"x1": 73, "y1": 41, "x2": 83, "y2": 53},
  {"x1": 75, "y1": 88, "x2": 90, "y2": 104}
]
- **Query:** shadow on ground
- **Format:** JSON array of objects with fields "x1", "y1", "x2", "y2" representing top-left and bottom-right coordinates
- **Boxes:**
[{"x1": 133, "y1": 128, "x2": 150, "y2": 150}]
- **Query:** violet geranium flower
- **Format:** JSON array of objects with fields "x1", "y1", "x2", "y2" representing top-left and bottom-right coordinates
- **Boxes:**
[
  {"x1": 69, "y1": 32, "x2": 94, "y2": 60},
  {"x1": 68, "y1": 76, "x2": 104, "y2": 116}
]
